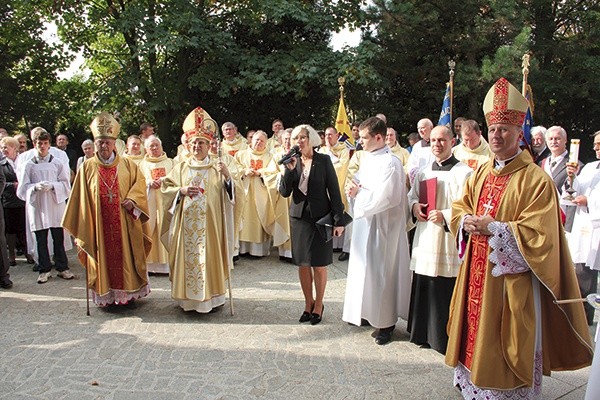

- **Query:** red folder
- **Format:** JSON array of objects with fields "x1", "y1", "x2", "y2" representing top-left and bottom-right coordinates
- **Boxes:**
[{"x1": 419, "y1": 177, "x2": 437, "y2": 215}]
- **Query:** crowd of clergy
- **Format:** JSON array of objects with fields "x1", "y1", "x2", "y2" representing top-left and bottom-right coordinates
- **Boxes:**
[{"x1": 1, "y1": 76, "x2": 600, "y2": 399}]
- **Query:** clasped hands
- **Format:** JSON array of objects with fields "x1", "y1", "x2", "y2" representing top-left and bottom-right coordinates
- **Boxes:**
[
  {"x1": 345, "y1": 180, "x2": 360, "y2": 199},
  {"x1": 463, "y1": 215, "x2": 495, "y2": 236},
  {"x1": 34, "y1": 181, "x2": 54, "y2": 192}
]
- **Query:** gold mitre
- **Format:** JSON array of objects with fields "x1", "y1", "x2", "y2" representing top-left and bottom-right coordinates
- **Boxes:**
[
  {"x1": 182, "y1": 106, "x2": 218, "y2": 142},
  {"x1": 483, "y1": 78, "x2": 529, "y2": 127},
  {"x1": 90, "y1": 112, "x2": 121, "y2": 140}
]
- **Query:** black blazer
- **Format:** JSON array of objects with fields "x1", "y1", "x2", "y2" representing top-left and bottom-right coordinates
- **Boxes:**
[
  {"x1": 278, "y1": 151, "x2": 345, "y2": 225},
  {"x1": 0, "y1": 158, "x2": 24, "y2": 209}
]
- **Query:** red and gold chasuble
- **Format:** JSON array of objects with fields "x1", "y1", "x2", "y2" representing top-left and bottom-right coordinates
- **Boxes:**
[
  {"x1": 459, "y1": 172, "x2": 511, "y2": 369},
  {"x1": 98, "y1": 165, "x2": 124, "y2": 290}
]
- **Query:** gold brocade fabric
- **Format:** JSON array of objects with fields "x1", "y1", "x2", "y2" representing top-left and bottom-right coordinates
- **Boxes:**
[
  {"x1": 62, "y1": 154, "x2": 151, "y2": 301},
  {"x1": 446, "y1": 151, "x2": 592, "y2": 390},
  {"x1": 161, "y1": 158, "x2": 230, "y2": 303}
]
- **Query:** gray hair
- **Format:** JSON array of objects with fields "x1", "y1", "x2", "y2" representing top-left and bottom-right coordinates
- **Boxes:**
[
  {"x1": 221, "y1": 121, "x2": 237, "y2": 131},
  {"x1": 531, "y1": 125, "x2": 547, "y2": 139},
  {"x1": 81, "y1": 139, "x2": 94, "y2": 149},
  {"x1": 545, "y1": 126, "x2": 567, "y2": 141},
  {"x1": 144, "y1": 134, "x2": 162, "y2": 148},
  {"x1": 291, "y1": 124, "x2": 321, "y2": 147}
]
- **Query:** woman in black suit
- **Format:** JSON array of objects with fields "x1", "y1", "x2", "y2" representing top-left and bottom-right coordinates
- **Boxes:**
[{"x1": 279, "y1": 124, "x2": 345, "y2": 325}]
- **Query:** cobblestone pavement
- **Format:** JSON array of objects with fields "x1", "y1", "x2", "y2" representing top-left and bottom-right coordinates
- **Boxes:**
[{"x1": 0, "y1": 250, "x2": 593, "y2": 399}]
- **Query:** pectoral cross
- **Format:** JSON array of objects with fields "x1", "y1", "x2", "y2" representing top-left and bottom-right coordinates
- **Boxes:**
[
  {"x1": 105, "y1": 189, "x2": 115, "y2": 204},
  {"x1": 482, "y1": 200, "x2": 494, "y2": 216}
]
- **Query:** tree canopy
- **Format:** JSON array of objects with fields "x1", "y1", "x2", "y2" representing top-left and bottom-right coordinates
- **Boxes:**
[{"x1": 1, "y1": 0, "x2": 599, "y2": 159}]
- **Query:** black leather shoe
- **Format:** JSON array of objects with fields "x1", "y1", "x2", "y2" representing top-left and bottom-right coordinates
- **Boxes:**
[
  {"x1": 338, "y1": 252, "x2": 349, "y2": 261},
  {"x1": 299, "y1": 311, "x2": 311, "y2": 323},
  {"x1": 360, "y1": 318, "x2": 371, "y2": 327},
  {"x1": 0, "y1": 280, "x2": 13, "y2": 289},
  {"x1": 375, "y1": 326, "x2": 394, "y2": 345},
  {"x1": 310, "y1": 305, "x2": 324, "y2": 325}
]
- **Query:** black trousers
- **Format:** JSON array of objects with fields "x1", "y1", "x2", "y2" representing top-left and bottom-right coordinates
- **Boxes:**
[
  {"x1": 34, "y1": 228, "x2": 69, "y2": 273},
  {"x1": 575, "y1": 263, "x2": 598, "y2": 326}
]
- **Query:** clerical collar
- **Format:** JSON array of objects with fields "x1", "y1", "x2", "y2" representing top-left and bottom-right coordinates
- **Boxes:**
[
  {"x1": 421, "y1": 139, "x2": 430, "y2": 147},
  {"x1": 432, "y1": 155, "x2": 459, "y2": 171},
  {"x1": 494, "y1": 149, "x2": 522, "y2": 170},
  {"x1": 33, "y1": 153, "x2": 53, "y2": 163},
  {"x1": 99, "y1": 152, "x2": 116, "y2": 165}
]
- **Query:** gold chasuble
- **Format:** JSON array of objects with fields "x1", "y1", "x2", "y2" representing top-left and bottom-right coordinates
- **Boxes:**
[
  {"x1": 161, "y1": 157, "x2": 231, "y2": 312},
  {"x1": 452, "y1": 138, "x2": 493, "y2": 170},
  {"x1": 318, "y1": 142, "x2": 350, "y2": 211},
  {"x1": 221, "y1": 135, "x2": 248, "y2": 158},
  {"x1": 235, "y1": 148, "x2": 289, "y2": 250},
  {"x1": 123, "y1": 153, "x2": 144, "y2": 165},
  {"x1": 446, "y1": 151, "x2": 592, "y2": 390},
  {"x1": 389, "y1": 143, "x2": 410, "y2": 166},
  {"x1": 139, "y1": 153, "x2": 174, "y2": 273},
  {"x1": 209, "y1": 151, "x2": 245, "y2": 257},
  {"x1": 63, "y1": 154, "x2": 151, "y2": 306}
]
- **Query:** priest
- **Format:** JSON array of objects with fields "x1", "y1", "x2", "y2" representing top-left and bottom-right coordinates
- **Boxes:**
[
  {"x1": 63, "y1": 112, "x2": 151, "y2": 306},
  {"x1": 451, "y1": 119, "x2": 493, "y2": 170},
  {"x1": 446, "y1": 78, "x2": 592, "y2": 398},
  {"x1": 161, "y1": 107, "x2": 233, "y2": 313},
  {"x1": 139, "y1": 135, "x2": 174, "y2": 274},
  {"x1": 407, "y1": 125, "x2": 472, "y2": 354}
]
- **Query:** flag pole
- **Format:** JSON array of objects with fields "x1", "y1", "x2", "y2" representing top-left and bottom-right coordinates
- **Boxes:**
[
  {"x1": 520, "y1": 52, "x2": 534, "y2": 157},
  {"x1": 448, "y1": 60, "x2": 455, "y2": 125},
  {"x1": 521, "y1": 53, "x2": 530, "y2": 97}
]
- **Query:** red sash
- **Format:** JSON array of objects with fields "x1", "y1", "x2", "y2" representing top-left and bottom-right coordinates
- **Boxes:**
[
  {"x1": 98, "y1": 165, "x2": 124, "y2": 290},
  {"x1": 459, "y1": 172, "x2": 511, "y2": 369}
]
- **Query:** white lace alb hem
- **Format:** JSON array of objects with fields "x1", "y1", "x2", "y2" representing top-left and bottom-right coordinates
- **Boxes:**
[
  {"x1": 91, "y1": 284, "x2": 151, "y2": 306},
  {"x1": 488, "y1": 222, "x2": 529, "y2": 277},
  {"x1": 454, "y1": 350, "x2": 542, "y2": 400}
]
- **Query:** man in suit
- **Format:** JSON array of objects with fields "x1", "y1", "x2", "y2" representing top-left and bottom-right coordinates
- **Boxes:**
[
  {"x1": 531, "y1": 126, "x2": 550, "y2": 165},
  {"x1": 539, "y1": 126, "x2": 582, "y2": 195},
  {"x1": 540, "y1": 126, "x2": 583, "y2": 235}
]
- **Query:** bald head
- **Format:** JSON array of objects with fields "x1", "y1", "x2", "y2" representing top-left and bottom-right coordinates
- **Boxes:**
[{"x1": 417, "y1": 119, "x2": 434, "y2": 141}]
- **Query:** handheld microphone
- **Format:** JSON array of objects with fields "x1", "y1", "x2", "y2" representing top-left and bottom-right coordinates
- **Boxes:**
[{"x1": 277, "y1": 145, "x2": 300, "y2": 165}]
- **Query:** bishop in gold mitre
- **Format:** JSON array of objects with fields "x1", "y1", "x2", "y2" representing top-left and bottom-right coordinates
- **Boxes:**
[{"x1": 445, "y1": 78, "x2": 592, "y2": 398}]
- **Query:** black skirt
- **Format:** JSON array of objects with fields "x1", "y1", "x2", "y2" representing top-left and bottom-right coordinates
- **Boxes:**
[{"x1": 290, "y1": 216, "x2": 332, "y2": 267}]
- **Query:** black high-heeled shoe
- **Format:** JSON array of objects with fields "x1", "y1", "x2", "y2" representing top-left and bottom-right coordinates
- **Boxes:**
[
  {"x1": 310, "y1": 305, "x2": 324, "y2": 325},
  {"x1": 299, "y1": 304, "x2": 314, "y2": 323},
  {"x1": 299, "y1": 311, "x2": 311, "y2": 323}
]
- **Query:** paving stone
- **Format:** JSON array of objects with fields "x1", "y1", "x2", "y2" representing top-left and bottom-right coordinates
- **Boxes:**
[{"x1": 0, "y1": 250, "x2": 592, "y2": 399}]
